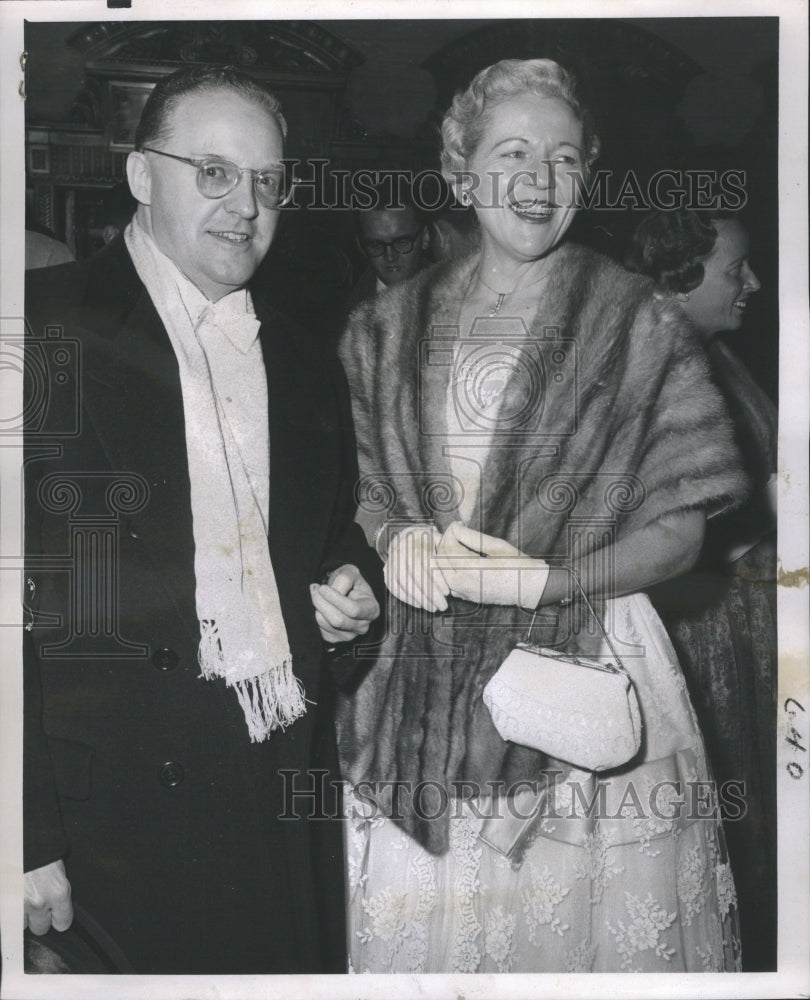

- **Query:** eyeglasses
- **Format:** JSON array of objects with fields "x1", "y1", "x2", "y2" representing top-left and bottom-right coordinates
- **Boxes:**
[
  {"x1": 359, "y1": 233, "x2": 422, "y2": 257},
  {"x1": 142, "y1": 147, "x2": 296, "y2": 208}
]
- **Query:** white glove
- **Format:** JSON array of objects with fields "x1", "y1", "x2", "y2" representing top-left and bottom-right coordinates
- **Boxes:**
[
  {"x1": 436, "y1": 521, "x2": 549, "y2": 609},
  {"x1": 383, "y1": 524, "x2": 451, "y2": 613},
  {"x1": 24, "y1": 859, "x2": 74, "y2": 935}
]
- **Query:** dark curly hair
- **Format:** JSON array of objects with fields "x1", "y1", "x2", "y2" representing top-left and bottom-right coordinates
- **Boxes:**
[
  {"x1": 626, "y1": 209, "x2": 739, "y2": 294},
  {"x1": 134, "y1": 64, "x2": 287, "y2": 152}
]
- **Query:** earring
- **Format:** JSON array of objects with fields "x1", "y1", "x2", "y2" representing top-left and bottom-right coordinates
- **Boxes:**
[{"x1": 459, "y1": 190, "x2": 470, "y2": 207}]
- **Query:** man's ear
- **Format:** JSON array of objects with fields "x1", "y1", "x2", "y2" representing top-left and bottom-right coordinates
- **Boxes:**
[
  {"x1": 126, "y1": 151, "x2": 151, "y2": 206},
  {"x1": 420, "y1": 226, "x2": 430, "y2": 252}
]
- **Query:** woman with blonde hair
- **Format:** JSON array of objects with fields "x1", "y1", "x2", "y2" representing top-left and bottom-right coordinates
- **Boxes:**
[{"x1": 338, "y1": 58, "x2": 746, "y2": 973}]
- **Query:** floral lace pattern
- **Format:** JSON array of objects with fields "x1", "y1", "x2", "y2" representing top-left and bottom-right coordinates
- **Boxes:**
[
  {"x1": 484, "y1": 906, "x2": 516, "y2": 972},
  {"x1": 677, "y1": 846, "x2": 707, "y2": 925},
  {"x1": 696, "y1": 942, "x2": 724, "y2": 972},
  {"x1": 566, "y1": 939, "x2": 598, "y2": 973},
  {"x1": 715, "y1": 862, "x2": 738, "y2": 919},
  {"x1": 659, "y1": 535, "x2": 778, "y2": 967},
  {"x1": 449, "y1": 812, "x2": 482, "y2": 972},
  {"x1": 522, "y1": 862, "x2": 571, "y2": 945},
  {"x1": 359, "y1": 887, "x2": 408, "y2": 959},
  {"x1": 344, "y1": 594, "x2": 743, "y2": 974},
  {"x1": 574, "y1": 828, "x2": 624, "y2": 902},
  {"x1": 349, "y1": 790, "x2": 438, "y2": 972},
  {"x1": 631, "y1": 775, "x2": 684, "y2": 856},
  {"x1": 607, "y1": 892, "x2": 677, "y2": 971},
  {"x1": 402, "y1": 850, "x2": 437, "y2": 971}
]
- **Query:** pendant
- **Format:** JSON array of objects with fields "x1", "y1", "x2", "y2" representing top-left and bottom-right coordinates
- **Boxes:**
[{"x1": 489, "y1": 293, "x2": 506, "y2": 318}]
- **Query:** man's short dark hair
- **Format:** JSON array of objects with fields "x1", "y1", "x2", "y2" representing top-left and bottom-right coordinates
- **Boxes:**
[{"x1": 134, "y1": 64, "x2": 288, "y2": 152}]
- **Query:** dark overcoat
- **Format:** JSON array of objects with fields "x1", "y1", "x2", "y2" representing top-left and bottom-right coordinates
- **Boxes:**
[{"x1": 23, "y1": 238, "x2": 381, "y2": 974}]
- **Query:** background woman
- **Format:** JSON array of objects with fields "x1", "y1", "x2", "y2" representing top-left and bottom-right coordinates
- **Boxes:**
[
  {"x1": 628, "y1": 209, "x2": 777, "y2": 970},
  {"x1": 338, "y1": 59, "x2": 748, "y2": 973}
]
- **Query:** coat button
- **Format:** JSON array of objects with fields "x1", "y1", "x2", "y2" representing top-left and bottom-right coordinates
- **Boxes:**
[
  {"x1": 158, "y1": 761, "x2": 184, "y2": 788},
  {"x1": 151, "y1": 648, "x2": 179, "y2": 671},
  {"x1": 127, "y1": 521, "x2": 141, "y2": 540}
]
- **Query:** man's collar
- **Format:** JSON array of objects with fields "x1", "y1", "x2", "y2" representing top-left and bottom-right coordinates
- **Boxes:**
[{"x1": 126, "y1": 217, "x2": 257, "y2": 349}]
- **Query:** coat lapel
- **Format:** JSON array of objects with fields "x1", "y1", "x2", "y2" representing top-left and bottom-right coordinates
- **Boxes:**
[
  {"x1": 76, "y1": 241, "x2": 199, "y2": 641},
  {"x1": 76, "y1": 245, "x2": 347, "y2": 685}
]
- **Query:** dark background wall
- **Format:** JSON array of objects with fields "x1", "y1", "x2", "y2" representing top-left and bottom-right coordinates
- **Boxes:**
[
  {"x1": 23, "y1": 17, "x2": 779, "y2": 397},
  {"x1": 24, "y1": 18, "x2": 777, "y2": 144}
]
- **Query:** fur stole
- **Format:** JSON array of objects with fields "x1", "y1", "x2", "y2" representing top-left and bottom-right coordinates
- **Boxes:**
[
  {"x1": 337, "y1": 241, "x2": 749, "y2": 856},
  {"x1": 707, "y1": 339, "x2": 777, "y2": 487}
]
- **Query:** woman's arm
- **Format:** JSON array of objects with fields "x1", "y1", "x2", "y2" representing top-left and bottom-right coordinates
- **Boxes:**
[
  {"x1": 435, "y1": 509, "x2": 706, "y2": 610},
  {"x1": 538, "y1": 508, "x2": 706, "y2": 605}
]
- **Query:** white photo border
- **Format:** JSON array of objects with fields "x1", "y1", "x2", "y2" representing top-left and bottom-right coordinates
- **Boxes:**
[{"x1": 1, "y1": 2, "x2": 807, "y2": 998}]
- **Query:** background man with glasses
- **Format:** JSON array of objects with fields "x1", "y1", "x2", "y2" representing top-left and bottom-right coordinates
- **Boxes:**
[
  {"x1": 347, "y1": 179, "x2": 430, "y2": 311},
  {"x1": 23, "y1": 65, "x2": 381, "y2": 974}
]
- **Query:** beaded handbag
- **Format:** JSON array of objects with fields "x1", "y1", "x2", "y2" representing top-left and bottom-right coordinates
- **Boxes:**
[{"x1": 482, "y1": 575, "x2": 642, "y2": 772}]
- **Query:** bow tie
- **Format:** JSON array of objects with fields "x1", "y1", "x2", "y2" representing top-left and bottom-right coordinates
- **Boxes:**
[{"x1": 196, "y1": 303, "x2": 262, "y2": 354}]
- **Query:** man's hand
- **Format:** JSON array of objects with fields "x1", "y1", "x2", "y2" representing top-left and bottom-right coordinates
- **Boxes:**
[
  {"x1": 310, "y1": 564, "x2": 380, "y2": 644},
  {"x1": 24, "y1": 860, "x2": 73, "y2": 935}
]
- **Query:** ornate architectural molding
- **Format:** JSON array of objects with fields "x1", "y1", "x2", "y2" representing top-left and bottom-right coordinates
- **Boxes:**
[
  {"x1": 27, "y1": 21, "x2": 366, "y2": 254},
  {"x1": 67, "y1": 20, "x2": 364, "y2": 80}
]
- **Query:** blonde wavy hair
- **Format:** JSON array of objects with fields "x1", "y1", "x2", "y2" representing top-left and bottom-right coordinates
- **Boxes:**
[{"x1": 440, "y1": 58, "x2": 600, "y2": 195}]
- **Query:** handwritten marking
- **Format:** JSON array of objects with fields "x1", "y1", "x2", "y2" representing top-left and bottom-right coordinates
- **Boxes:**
[{"x1": 784, "y1": 697, "x2": 807, "y2": 780}]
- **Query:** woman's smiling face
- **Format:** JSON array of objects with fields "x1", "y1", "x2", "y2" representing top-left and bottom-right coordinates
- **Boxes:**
[
  {"x1": 682, "y1": 220, "x2": 761, "y2": 337},
  {"x1": 465, "y1": 92, "x2": 584, "y2": 265}
]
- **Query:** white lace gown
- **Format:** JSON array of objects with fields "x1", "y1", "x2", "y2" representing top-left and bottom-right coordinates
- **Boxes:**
[{"x1": 344, "y1": 591, "x2": 742, "y2": 973}]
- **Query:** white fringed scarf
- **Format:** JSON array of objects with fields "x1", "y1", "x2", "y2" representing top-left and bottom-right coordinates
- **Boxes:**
[{"x1": 125, "y1": 218, "x2": 306, "y2": 740}]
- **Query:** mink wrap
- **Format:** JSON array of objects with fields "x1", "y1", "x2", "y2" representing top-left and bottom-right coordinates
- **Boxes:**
[{"x1": 337, "y1": 243, "x2": 749, "y2": 856}]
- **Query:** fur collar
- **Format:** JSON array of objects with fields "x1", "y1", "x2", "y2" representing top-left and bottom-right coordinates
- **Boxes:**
[{"x1": 338, "y1": 242, "x2": 749, "y2": 855}]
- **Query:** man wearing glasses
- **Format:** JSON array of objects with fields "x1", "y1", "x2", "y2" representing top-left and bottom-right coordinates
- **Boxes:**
[
  {"x1": 348, "y1": 180, "x2": 430, "y2": 310},
  {"x1": 23, "y1": 65, "x2": 381, "y2": 974}
]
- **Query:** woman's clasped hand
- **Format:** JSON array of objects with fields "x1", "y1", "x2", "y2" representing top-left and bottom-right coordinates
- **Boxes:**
[
  {"x1": 339, "y1": 57, "x2": 746, "y2": 973},
  {"x1": 385, "y1": 520, "x2": 550, "y2": 611}
]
